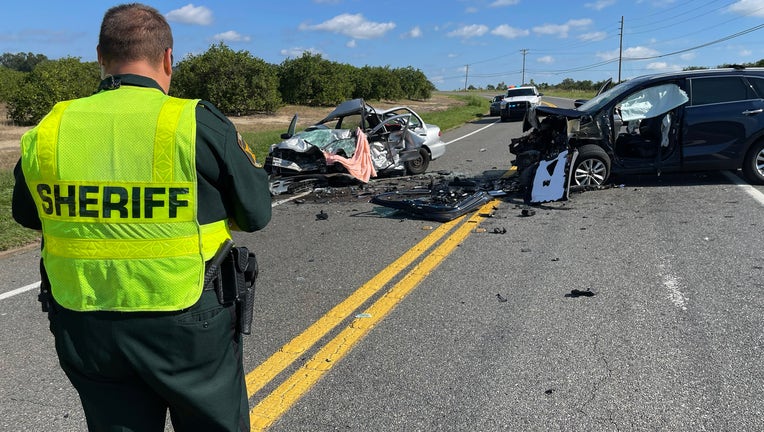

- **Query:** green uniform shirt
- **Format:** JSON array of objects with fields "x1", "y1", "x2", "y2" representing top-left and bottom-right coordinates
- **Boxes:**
[{"x1": 13, "y1": 74, "x2": 271, "y2": 234}]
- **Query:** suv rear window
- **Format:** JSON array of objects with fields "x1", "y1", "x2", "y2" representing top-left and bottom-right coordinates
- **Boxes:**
[
  {"x1": 690, "y1": 76, "x2": 755, "y2": 105},
  {"x1": 746, "y1": 77, "x2": 764, "y2": 99}
]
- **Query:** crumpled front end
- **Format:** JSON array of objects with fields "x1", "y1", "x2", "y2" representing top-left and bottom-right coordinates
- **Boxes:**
[{"x1": 510, "y1": 113, "x2": 578, "y2": 203}]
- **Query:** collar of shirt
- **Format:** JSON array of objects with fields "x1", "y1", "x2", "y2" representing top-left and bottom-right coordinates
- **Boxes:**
[{"x1": 97, "y1": 74, "x2": 164, "y2": 93}]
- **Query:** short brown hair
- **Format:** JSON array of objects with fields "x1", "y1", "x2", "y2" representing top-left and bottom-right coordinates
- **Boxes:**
[{"x1": 98, "y1": 3, "x2": 173, "y2": 66}]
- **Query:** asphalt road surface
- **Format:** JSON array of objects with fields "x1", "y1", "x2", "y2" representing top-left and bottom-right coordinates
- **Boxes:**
[{"x1": 2, "y1": 99, "x2": 763, "y2": 431}]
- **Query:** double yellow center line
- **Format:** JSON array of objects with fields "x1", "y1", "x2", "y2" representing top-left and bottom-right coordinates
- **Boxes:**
[{"x1": 246, "y1": 199, "x2": 499, "y2": 430}]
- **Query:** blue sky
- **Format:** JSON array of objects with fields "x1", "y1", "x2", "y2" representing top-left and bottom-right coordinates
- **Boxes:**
[{"x1": 2, "y1": 0, "x2": 764, "y2": 90}]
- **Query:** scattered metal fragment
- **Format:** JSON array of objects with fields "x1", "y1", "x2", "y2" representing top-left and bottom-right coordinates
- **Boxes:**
[
  {"x1": 567, "y1": 289, "x2": 595, "y2": 298},
  {"x1": 496, "y1": 293, "x2": 508, "y2": 302},
  {"x1": 316, "y1": 210, "x2": 328, "y2": 220},
  {"x1": 521, "y1": 208, "x2": 536, "y2": 217},
  {"x1": 492, "y1": 227, "x2": 507, "y2": 234}
]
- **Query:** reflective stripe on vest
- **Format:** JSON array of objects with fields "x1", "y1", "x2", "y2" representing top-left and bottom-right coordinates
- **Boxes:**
[{"x1": 21, "y1": 86, "x2": 232, "y2": 312}]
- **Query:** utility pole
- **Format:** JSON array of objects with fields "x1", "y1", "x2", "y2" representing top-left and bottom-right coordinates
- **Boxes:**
[
  {"x1": 520, "y1": 49, "x2": 528, "y2": 85},
  {"x1": 464, "y1": 64, "x2": 469, "y2": 91},
  {"x1": 618, "y1": 16, "x2": 624, "y2": 83}
]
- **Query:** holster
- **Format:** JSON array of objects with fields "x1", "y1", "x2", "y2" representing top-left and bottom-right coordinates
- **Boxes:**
[
  {"x1": 38, "y1": 259, "x2": 52, "y2": 313},
  {"x1": 206, "y1": 245, "x2": 259, "y2": 335}
]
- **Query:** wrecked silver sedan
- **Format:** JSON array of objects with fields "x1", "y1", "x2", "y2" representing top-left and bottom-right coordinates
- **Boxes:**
[{"x1": 265, "y1": 99, "x2": 446, "y2": 182}]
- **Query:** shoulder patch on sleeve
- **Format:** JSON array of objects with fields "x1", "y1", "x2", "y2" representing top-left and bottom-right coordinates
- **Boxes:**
[{"x1": 237, "y1": 133, "x2": 262, "y2": 167}]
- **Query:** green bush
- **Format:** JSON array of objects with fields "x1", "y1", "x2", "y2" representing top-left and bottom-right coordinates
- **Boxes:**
[
  {"x1": 0, "y1": 67, "x2": 25, "y2": 103},
  {"x1": 0, "y1": 52, "x2": 48, "y2": 72},
  {"x1": 279, "y1": 52, "x2": 354, "y2": 106},
  {"x1": 6, "y1": 57, "x2": 99, "y2": 125},
  {"x1": 171, "y1": 43, "x2": 282, "y2": 115}
]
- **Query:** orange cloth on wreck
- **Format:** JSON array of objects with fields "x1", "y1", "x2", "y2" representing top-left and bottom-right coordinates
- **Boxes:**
[{"x1": 323, "y1": 127, "x2": 377, "y2": 182}]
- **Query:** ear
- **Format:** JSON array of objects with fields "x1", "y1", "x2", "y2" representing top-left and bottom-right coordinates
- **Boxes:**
[
  {"x1": 96, "y1": 45, "x2": 103, "y2": 65},
  {"x1": 163, "y1": 48, "x2": 173, "y2": 75}
]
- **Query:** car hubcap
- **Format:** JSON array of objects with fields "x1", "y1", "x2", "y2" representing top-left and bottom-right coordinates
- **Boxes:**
[
  {"x1": 575, "y1": 159, "x2": 606, "y2": 185},
  {"x1": 756, "y1": 148, "x2": 764, "y2": 176}
]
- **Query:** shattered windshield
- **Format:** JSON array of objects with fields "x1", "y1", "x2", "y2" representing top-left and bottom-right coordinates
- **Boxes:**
[{"x1": 576, "y1": 81, "x2": 633, "y2": 112}]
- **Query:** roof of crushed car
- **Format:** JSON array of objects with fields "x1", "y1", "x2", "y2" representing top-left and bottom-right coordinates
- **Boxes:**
[{"x1": 319, "y1": 98, "x2": 376, "y2": 123}]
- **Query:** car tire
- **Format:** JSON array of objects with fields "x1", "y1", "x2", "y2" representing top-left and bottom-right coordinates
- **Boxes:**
[
  {"x1": 572, "y1": 145, "x2": 611, "y2": 186},
  {"x1": 742, "y1": 139, "x2": 764, "y2": 185},
  {"x1": 405, "y1": 148, "x2": 430, "y2": 175}
]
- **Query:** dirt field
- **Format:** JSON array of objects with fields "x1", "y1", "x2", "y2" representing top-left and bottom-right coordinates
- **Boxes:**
[{"x1": 0, "y1": 94, "x2": 463, "y2": 171}]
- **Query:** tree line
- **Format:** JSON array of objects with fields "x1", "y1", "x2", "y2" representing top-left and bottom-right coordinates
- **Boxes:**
[
  {"x1": 4, "y1": 46, "x2": 764, "y2": 126},
  {"x1": 0, "y1": 44, "x2": 436, "y2": 125}
]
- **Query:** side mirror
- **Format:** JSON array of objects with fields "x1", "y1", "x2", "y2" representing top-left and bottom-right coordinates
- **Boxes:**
[{"x1": 281, "y1": 113, "x2": 299, "y2": 139}]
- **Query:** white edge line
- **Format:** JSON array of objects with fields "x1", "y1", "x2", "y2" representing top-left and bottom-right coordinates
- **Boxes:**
[
  {"x1": 721, "y1": 171, "x2": 764, "y2": 206},
  {"x1": 0, "y1": 281, "x2": 41, "y2": 301},
  {"x1": 444, "y1": 119, "x2": 500, "y2": 146},
  {"x1": 272, "y1": 190, "x2": 312, "y2": 208}
]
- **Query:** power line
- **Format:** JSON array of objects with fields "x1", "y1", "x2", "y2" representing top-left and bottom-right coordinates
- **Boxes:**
[
  {"x1": 437, "y1": 21, "x2": 764, "y2": 83},
  {"x1": 624, "y1": 22, "x2": 764, "y2": 61}
]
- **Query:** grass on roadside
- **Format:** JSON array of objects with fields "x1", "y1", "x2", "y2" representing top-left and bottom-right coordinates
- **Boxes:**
[
  {"x1": 541, "y1": 88, "x2": 597, "y2": 100},
  {"x1": 0, "y1": 169, "x2": 40, "y2": 251}
]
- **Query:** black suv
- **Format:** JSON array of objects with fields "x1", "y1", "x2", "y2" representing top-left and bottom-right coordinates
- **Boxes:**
[{"x1": 519, "y1": 67, "x2": 764, "y2": 185}]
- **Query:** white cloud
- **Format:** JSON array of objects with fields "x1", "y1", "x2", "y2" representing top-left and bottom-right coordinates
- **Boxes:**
[
  {"x1": 537, "y1": 55, "x2": 554, "y2": 64},
  {"x1": 165, "y1": 4, "x2": 213, "y2": 26},
  {"x1": 679, "y1": 52, "x2": 696, "y2": 61},
  {"x1": 597, "y1": 46, "x2": 660, "y2": 60},
  {"x1": 646, "y1": 62, "x2": 682, "y2": 72},
  {"x1": 585, "y1": 0, "x2": 615, "y2": 10},
  {"x1": 490, "y1": 0, "x2": 520, "y2": 6},
  {"x1": 299, "y1": 13, "x2": 395, "y2": 39},
  {"x1": 568, "y1": 19, "x2": 593, "y2": 27},
  {"x1": 728, "y1": 0, "x2": 764, "y2": 17},
  {"x1": 212, "y1": 30, "x2": 250, "y2": 43},
  {"x1": 579, "y1": 31, "x2": 607, "y2": 42},
  {"x1": 280, "y1": 47, "x2": 323, "y2": 58},
  {"x1": 402, "y1": 26, "x2": 423, "y2": 38},
  {"x1": 491, "y1": 24, "x2": 529, "y2": 39},
  {"x1": 740, "y1": 48, "x2": 753, "y2": 56},
  {"x1": 447, "y1": 24, "x2": 489, "y2": 38},
  {"x1": 347, "y1": 39, "x2": 357, "y2": 48},
  {"x1": 533, "y1": 19, "x2": 592, "y2": 38}
]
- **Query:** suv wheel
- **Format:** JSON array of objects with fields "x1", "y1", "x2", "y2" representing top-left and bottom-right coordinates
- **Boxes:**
[
  {"x1": 742, "y1": 140, "x2": 764, "y2": 185},
  {"x1": 573, "y1": 145, "x2": 611, "y2": 186}
]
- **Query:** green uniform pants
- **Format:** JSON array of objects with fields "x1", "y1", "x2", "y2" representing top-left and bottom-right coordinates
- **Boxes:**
[{"x1": 49, "y1": 289, "x2": 249, "y2": 432}]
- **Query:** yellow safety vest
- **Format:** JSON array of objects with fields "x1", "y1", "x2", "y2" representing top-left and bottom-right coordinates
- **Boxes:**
[{"x1": 21, "y1": 85, "x2": 232, "y2": 312}]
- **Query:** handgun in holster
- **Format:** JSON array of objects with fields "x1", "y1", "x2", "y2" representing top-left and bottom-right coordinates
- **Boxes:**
[
  {"x1": 38, "y1": 259, "x2": 52, "y2": 313},
  {"x1": 204, "y1": 240, "x2": 259, "y2": 335}
]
